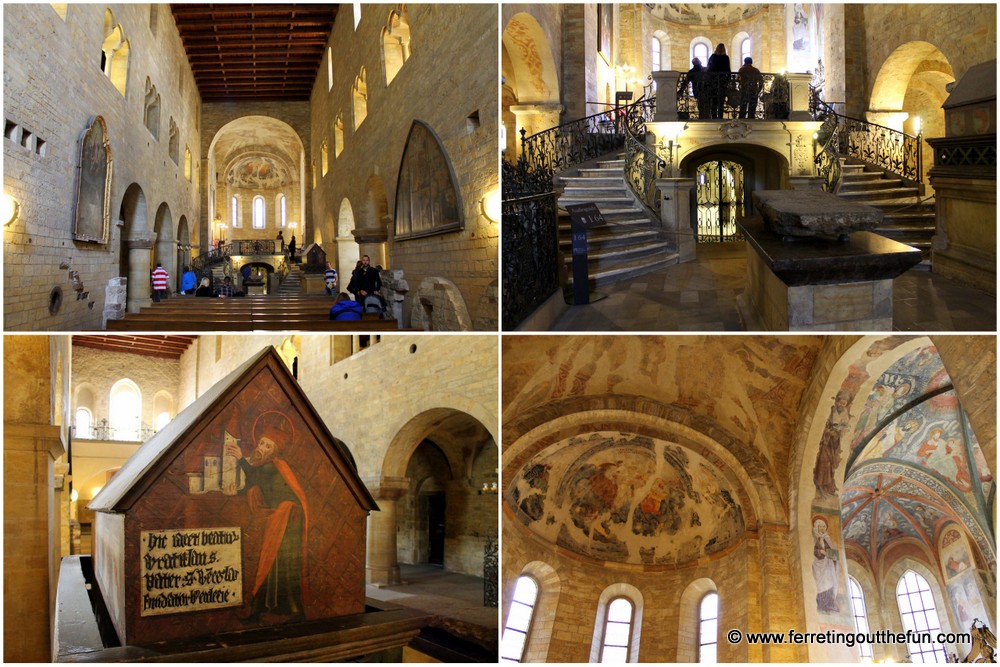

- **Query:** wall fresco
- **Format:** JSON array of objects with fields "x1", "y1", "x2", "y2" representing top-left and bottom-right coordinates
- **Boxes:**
[{"x1": 507, "y1": 432, "x2": 745, "y2": 565}]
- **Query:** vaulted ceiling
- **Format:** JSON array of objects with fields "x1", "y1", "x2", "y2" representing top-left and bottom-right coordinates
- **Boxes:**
[{"x1": 170, "y1": 4, "x2": 338, "y2": 102}]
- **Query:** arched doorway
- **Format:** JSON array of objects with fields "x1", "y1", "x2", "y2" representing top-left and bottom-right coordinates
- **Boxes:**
[
  {"x1": 153, "y1": 202, "x2": 174, "y2": 285},
  {"x1": 176, "y1": 215, "x2": 191, "y2": 291},
  {"x1": 695, "y1": 160, "x2": 745, "y2": 242},
  {"x1": 337, "y1": 198, "x2": 357, "y2": 279},
  {"x1": 118, "y1": 183, "x2": 150, "y2": 313}
]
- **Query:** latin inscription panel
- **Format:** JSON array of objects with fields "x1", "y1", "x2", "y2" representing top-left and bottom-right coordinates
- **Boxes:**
[{"x1": 140, "y1": 527, "x2": 242, "y2": 616}]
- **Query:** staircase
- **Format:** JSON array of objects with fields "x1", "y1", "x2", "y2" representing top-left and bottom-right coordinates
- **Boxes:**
[
  {"x1": 557, "y1": 154, "x2": 678, "y2": 290},
  {"x1": 836, "y1": 159, "x2": 936, "y2": 260},
  {"x1": 277, "y1": 264, "x2": 302, "y2": 296}
]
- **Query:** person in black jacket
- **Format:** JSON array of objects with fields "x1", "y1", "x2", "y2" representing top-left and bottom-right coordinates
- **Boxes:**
[
  {"x1": 685, "y1": 58, "x2": 708, "y2": 119},
  {"x1": 706, "y1": 43, "x2": 731, "y2": 119},
  {"x1": 349, "y1": 254, "x2": 382, "y2": 305}
]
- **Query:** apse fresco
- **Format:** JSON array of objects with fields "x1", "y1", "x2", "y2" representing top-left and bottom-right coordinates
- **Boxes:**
[
  {"x1": 941, "y1": 528, "x2": 992, "y2": 633},
  {"x1": 507, "y1": 432, "x2": 745, "y2": 565}
]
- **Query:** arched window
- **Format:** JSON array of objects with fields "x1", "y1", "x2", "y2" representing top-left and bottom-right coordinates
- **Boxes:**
[
  {"x1": 896, "y1": 570, "x2": 948, "y2": 662},
  {"x1": 692, "y1": 38, "x2": 711, "y2": 67},
  {"x1": 109, "y1": 379, "x2": 141, "y2": 441},
  {"x1": 321, "y1": 141, "x2": 329, "y2": 176},
  {"x1": 335, "y1": 116, "x2": 345, "y2": 157},
  {"x1": 231, "y1": 195, "x2": 241, "y2": 227},
  {"x1": 651, "y1": 37, "x2": 661, "y2": 72},
  {"x1": 277, "y1": 194, "x2": 287, "y2": 228},
  {"x1": 184, "y1": 146, "x2": 192, "y2": 181},
  {"x1": 327, "y1": 46, "x2": 333, "y2": 92},
  {"x1": 848, "y1": 577, "x2": 874, "y2": 660},
  {"x1": 600, "y1": 598, "x2": 635, "y2": 662},
  {"x1": 75, "y1": 407, "x2": 93, "y2": 439},
  {"x1": 382, "y1": 9, "x2": 411, "y2": 85},
  {"x1": 501, "y1": 575, "x2": 538, "y2": 662},
  {"x1": 699, "y1": 592, "x2": 719, "y2": 662},
  {"x1": 101, "y1": 11, "x2": 129, "y2": 96},
  {"x1": 168, "y1": 118, "x2": 179, "y2": 165},
  {"x1": 353, "y1": 68, "x2": 368, "y2": 129},
  {"x1": 155, "y1": 411, "x2": 170, "y2": 431},
  {"x1": 740, "y1": 37, "x2": 752, "y2": 64},
  {"x1": 143, "y1": 78, "x2": 160, "y2": 139},
  {"x1": 252, "y1": 196, "x2": 265, "y2": 229}
]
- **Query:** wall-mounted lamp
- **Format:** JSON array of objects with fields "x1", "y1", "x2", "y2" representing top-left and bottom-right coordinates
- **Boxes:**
[
  {"x1": 288, "y1": 221, "x2": 298, "y2": 229},
  {"x1": 2, "y1": 193, "x2": 20, "y2": 226},
  {"x1": 913, "y1": 116, "x2": 922, "y2": 136},
  {"x1": 481, "y1": 187, "x2": 500, "y2": 224}
]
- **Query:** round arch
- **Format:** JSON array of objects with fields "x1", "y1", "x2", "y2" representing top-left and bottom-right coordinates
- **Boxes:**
[
  {"x1": 336, "y1": 198, "x2": 357, "y2": 278},
  {"x1": 152, "y1": 202, "x2": 174, "y2": 283},
  {"x1": 677, "y1": 578, "x2": 719, "y2": 661},
  {"x1": 380, "y1": 406, "x2": 496, "y2": 480},
  {"x1": 118, "y1": 183, "x2": 149, "y2": 312},
  {"x1": 362, "y1": 174, "x2": 390, "y2": 267},
  {"x1": 501, "y1": 560, "x2": 561, "y2": 662},
  {"x1": 502, "y1": 13, "x2": 560, "y2": 104}
]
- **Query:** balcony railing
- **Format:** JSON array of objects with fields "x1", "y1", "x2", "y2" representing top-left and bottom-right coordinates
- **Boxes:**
[
  {"x1": 675, "y1": 71, "x2": 791, "y2": 121},
  {"x1": 76, "y1": 419, "x2": 156, "y2": 442}
]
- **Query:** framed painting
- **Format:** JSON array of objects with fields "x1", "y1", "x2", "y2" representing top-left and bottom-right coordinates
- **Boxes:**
[
  {"x1": 394, "y1": 120, "x2": 463, "y2": 241},
  {"x1": 598, "y1": 4, "x2": 613, "y2": 65},
  {"x1": 74, "y1": 116, "x2": 113, "y2": 243}
]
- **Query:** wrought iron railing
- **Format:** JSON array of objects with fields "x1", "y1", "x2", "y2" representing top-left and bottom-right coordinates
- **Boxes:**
[
  {"x1": 519, "y1": 101, "x2": 641, "y2": 180},
  {"x1": 622, "y1": 95, "x2": 666, "y2": 212},
  {"x1": 811, "y1": 95, "x2": 923, "y2": 191},
  {"x1": 676, "y1": 71, "x2": 790, "y2": 120},
  {"x1": 78, "y1": 419, "x2": 156, "y2": 442},
  {"x1": 502, "y1": 157, "x2": 560, "y2": 330},
  {"x1": 191, "y1": 242, "x2": 231, "y2": 274},
  {"x1": 232, "y1": 239, "x2": 278, "y2": 255},
  {"x1": 483, "y1": 536, "x2": 498, "y2": 608},
  {"x1": 927, "y1": 135, "x2": 997, "y2": 171}
]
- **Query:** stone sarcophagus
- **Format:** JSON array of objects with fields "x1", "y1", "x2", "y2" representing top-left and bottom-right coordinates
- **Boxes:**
[{"x1": 88, "y1": 346, "x2": 377, "y2": 647}]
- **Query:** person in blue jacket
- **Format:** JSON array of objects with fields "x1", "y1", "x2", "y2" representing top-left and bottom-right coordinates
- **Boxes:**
[{"x1": 330, "y1": 292, "x2": 363, "y2": 320}]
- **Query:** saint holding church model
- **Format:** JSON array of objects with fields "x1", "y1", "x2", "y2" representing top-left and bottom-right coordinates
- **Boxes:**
[{"x1": 224, "y1": 411, "x2": 310, "y2": 624}]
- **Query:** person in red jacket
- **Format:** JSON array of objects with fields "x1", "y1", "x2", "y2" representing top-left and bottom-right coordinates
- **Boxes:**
[{"x1": 151, "y1": 262, "x2": 169, "y2": 302}]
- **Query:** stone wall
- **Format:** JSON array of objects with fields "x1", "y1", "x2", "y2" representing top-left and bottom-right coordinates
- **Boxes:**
[
  {"x1": 309, "y1": 5, "x2": 498, "y2": 331},
  {"x1": 3, "y1": 4, "x2": 201, "y2": 330},
  {"x1": 71, "y1": 346, "x2": 181, "y2": 435}
]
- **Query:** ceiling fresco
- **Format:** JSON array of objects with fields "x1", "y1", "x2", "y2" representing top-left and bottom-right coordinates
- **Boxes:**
[
  {"x1": 840, "y1": 343, "x2": 995, "y2": 574},
  {"x1": 226, "y1": 155, "x2": 292, "y2": 190},
  {"x1": 506, "y1": 432, "x2": 745, "y2": 566},
  {"x1": 644, "y1": 3, "x2": 763, "y2": 25}
]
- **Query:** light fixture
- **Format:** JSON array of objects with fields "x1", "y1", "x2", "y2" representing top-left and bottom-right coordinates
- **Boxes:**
[
  {"x1": 913, "y1": 116, "x2": 922, "y2": 135},
  {"x1": 70, "y1": 489, "x2": 79, "y2": 503},
  {"x1": 2, "y1": 192, "x2": 20, "y2": 226},
  {"x1": 481, "y1": 187, "x2": 500, "y2": 223}
]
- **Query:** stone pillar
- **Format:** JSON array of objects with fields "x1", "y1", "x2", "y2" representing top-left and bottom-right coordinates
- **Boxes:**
[
  {"x1": 656, "y1": 178, "x2": 697, "y2": 263},
  {"x1": 865, "y1": 110, "x2": 909, "y2": 133},
  {"x1": 366, "y1": 479, "x2": 407, "y2": 586},
  {"x1": 125, "y1": 237, "x2": 154, "y2": 313},
  {"x1": 652, "y1": 71, "x2": 683, "y2": 121},
  {"x1": 4, "y1": 337, "x2": 65, "y2": 662},
  {"x1": 510, "y1": 104, "x2": 564, "y2": 157},
  {"x1": 352, "y1": 218, "x2": 389, "y2": 270},
  {"x1": 787, "y1": 73, "x2": 815, "y2": 121}
]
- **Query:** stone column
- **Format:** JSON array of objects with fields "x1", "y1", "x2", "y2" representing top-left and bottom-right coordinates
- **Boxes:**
[
  {"x1": 510, "y1": 104, "x2": 564, "y2": 157},
  {"x1": 4, "y1": 337, "x2": 65, "y2": 662},
  {"x1": 125, "y1": 236, "x2": 154, "y2": 313},
  {"x1": 366, "y1": 478, "x2": 408, "y2": 586},
  {"x1": 352, "y1": 217, "x2": 389, "y2": 270},
  {"x1": 652, "y1": 71, "x2": 683, "y2": 121},
  {"x1": 656, "y1": 178, "x2": 697, "y2": 263}
]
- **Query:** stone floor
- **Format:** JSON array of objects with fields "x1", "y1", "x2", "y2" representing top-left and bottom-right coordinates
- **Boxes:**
[
  {"x1": 552, "y1": 243, "x2": 997, "y2": 332},
  {"x1": 366, "y1": 563, "x2": 498, "y2": 647}
]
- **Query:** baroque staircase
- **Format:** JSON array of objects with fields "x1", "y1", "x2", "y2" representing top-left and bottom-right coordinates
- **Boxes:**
[
  {"x1": 557, "y1": 153, "x2": 678, "y2": 290},
  {"x1": 277, "y1": 263, "x2": 303, "y2": 296},
  {"x1": 836, "y1": 159, "x2": 935, "y2": 259}
]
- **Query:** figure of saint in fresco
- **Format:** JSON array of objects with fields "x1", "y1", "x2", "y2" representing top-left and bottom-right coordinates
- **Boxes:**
[
  {"x1": 812, "y1": 517, "x2": 839, "y2": 613},
  {"x1": 224, "y1": 412, "x2": 310, "y2": 624},
  {"x1": 813, "y1": 390, "x2": 851, "y2": 497}
]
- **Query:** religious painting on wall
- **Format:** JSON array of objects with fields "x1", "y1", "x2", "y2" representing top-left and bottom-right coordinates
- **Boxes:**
[
  {"x1": 73, "y1": 116, "x2": 113, "y2": 244},
  {"x1": 597, "y1": 4, "x2": 612, "y2": 65},
  {"x1": 940, "y1": 527, "x2": 991, "y2": 633},
  {"x1": 89, "y1": 347, "x2": 377, "y2": 647},
  {"x1": 394, "y1": 121, "x2": 462, "y2": 240}
]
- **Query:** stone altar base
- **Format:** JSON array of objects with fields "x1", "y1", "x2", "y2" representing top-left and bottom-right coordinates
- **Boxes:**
[{"x1": 737, "y1": 217, "x2": 922, "y2": 331}]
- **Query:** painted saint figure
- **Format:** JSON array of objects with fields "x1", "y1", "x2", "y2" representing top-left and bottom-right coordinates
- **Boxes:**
[
  {"x1": 224, "y1": 414, "x2": 310, "y2": 624},
  {"x1": 812, "y1": 517, "x2": 839, "y2": 613},
  {"x1": 813, "y1": 390, "x2": 851, "y2": 497}
]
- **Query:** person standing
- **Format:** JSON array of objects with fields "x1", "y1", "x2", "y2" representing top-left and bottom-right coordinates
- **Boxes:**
[
  {"x1": 349, "y1": 254, "x2": 381, "y2": 306},
  {"x1": 323, "y1": 262, "x2": 338, "y2": 296},
  {"x1": 738, "y1": 57, "x2": 764, "y2": 119},
  {"x1": 706, "y1": 43, "x2": 731, "y2": 119},
  {"x1": 287, "y1": 235, "x2": 297, "y2": 264},
  {"x1": 151, "y1": 262, "x2": 169, "y2": 302},
  {"x1": 276, "y1": 230, "x2": 285, "y2": 252},
  {"x1": 685, "y1": 58, "x2": 708, "y2": 119}
]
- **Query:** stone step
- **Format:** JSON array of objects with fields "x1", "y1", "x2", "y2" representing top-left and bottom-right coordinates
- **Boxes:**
[
  {"x1": 840, "y1": 171, "x2": 888, "y2": 182},
  {"x1": 560, "y1": 176, "x2": 625, "y2": 187},
  {"x1": 561, "y1": 187, "x2": 630, "y2": 199},
  {"x1": 596, "y1": 159, "x2": 626, "y2": 169},
  {"x1": 562, "y1": 238, "x2": 672, "y2": 264},
  {"x1": 558, "y1": 217, "x2": 652, "y2": 234},
  {"x1": 838, "y1": 187, "x2": 921, "y2": 202},
  {"x1": 559, "y1": 231, "x2": 664, "y2": 256},
  {"x1": 577, "y1": 167, "x2": 625, "y2": 178},
  {"x1": 839, "y1": 178, "x2": 904, "y2": 193},
  {"x1": 566, "y1": 251, "x2": 681, "y2": 291}
]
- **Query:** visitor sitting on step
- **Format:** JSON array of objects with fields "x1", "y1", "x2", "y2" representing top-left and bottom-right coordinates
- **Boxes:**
[
  {"x1": 330, "y1": 292, "x2": 363, "y2": 321},
  {"x1": 215, "y1": 276, "x2": 235, "y2": 298},
  {"x1": 195, "y1": 277, "x2": 213, "y2": 297}
]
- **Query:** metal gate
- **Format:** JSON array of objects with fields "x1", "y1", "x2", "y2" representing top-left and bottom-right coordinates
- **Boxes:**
[{"x1": 696, "y1": 160, "x2": 745, "y2": 242}]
